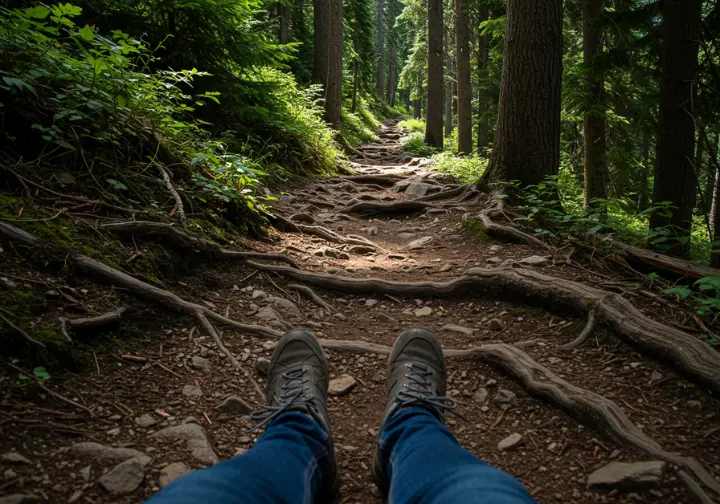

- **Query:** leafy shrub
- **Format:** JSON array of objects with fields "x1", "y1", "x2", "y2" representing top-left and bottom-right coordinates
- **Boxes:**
[
  {"x1": 340, "y1": 99, "x2": 381, "y2": 147},
  {"x1": 432, "y1": 152, "x2": 487, "y2": 183},
  {"x1": 403, "y1": 132, "x2": 437, "y2": 157},
  {"x1": 398, "y1": 118, "x2": 425, "y2": 133}
]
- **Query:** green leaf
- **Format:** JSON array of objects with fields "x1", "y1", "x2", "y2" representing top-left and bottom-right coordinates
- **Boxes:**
[
  {"x1": 33, "y1": 367, "x2": 51, "y2": 381},
  {"x1": 26, "y1": 6, "x2": 51, "y2": 19},
  {"x1": 107, "y1": 179, "x2": 127, "y2": 191},
  {"x1": 78, "y1": 25, "x2": 95, "y2": 41}
]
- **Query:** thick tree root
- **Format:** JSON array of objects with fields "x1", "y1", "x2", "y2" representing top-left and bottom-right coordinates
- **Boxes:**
[
  {"x1": 59, "y1": 307, "x2": 129, "y2": 343},
  {"x1": 244, "y1": 261, "x2": 720, "y2": 393},
  {"x1": 559, "y1": 307, "x2": 598, "y2": 350},
  {"x1": 477, "y1": 205, "x2": 551, "y2": 249},
  {"x1": 341, "y1": 200, "x2": 436, "y2": 215},
  {"x1": 295, "y1": 224, "x2": 383, "y2": 250},
  {"x1": 101, "y1": 221, "x2": 300, "y2": 268},
  {"x1": 327, "y1": 175, "x2": 406, "y2": 186},
  {"x1": 416, "y1": 183, "x2": 471, "y2": 202},
  {"x1": 318, "y1": 338, "x2": 720, "y2": 502},
  {"x1": 288, "y1": 284, "x2": 332, "y2": 310}
]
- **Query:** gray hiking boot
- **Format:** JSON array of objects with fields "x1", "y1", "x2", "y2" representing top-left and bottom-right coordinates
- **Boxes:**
[
  {"x1": 372, "y1": 327, "x2": 455, "y2": 497},
  {"x1": 250, "y1": 329, "x2": 339, "y2": 501}
]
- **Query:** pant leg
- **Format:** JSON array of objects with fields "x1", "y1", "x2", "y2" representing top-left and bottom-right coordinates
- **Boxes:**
[
  {"x1": 378, "y1": 407, "x2": 536, "y2": 504},
  {"x1": 145, "y1": 412, "x2": 331, "y2": 504}
]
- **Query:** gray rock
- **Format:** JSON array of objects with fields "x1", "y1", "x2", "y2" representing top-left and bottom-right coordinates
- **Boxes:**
[
  {"x1": 191, "y1": 355, "x2": 211, "y2": 372},
  {"x1": 587, "y1": 461, "x2": 666, "y2": 491},
  {"x1": 0, "y1": 495, "x2": 43, "y2": 504},
  {"x1": 472, "y1": 388, "x2": 488, "y2": 404},
  {"x1": 494, "y1": 389, "x2": 518, "y2": 405},
  {"x1": 414, "y1": 306, "x2": 433, "y2": 317},
  {"x1": 365, "y1": 226, "x2": 379, "y2": 236},
  {"x1": 649, "y1": 371, "x2": 663, "y2": 382},
  {"x1": 251, "y1": 289, "x2": 266, "y2": 300},
  {"x1": 135, "y1": 414, "x2": 157, "y2": 428},
  {"x1": 255, "y1": 306, "x2": 284, "y2": 327},
  {"x1": 488, "y1": 319, "x2": 504, "y2": 331},
  {"x1": 159, "y1": 462, "x2": 191, "y2": 487},
  {"x1": 255, "y1": 357, "x2": 270, "y2": 376},
  {"x1": 328, "y1": 375, "x2": 357, "y2": 396},
  {"x1": 365, "y1": 299, "x2": 378, "y2": 307},
  {"x1": 80, "y1": 465, "x2": 91, "y2": 482},
  {"x1": 62, "y1": 442, "x2": 150, "y2": 464},
  {"x1": 488, "y1": 245, "x2": 502, "y2": 253},
  {"x1": 1, "y1": 452, "x2": 31, "y2": 465},
  {"x1": 687, "y1": 400, "x2": 702, "y2": 408},
  {"x1": 439, "y1": 263, "x2": 452, "y2": 272},
  {"x1": 405, "y1": 182, "x2": 431, "y2": 198},
  {"x1": 408, "y1": 236, "x2": 433, "y2": 250},
  {"x1": 151, "y1": 424, "x2": 219, "y2": 465},
  {"x1": 4, "y1": 469, "x2": 17, "y2": 480},
  {"x1": 391, "y1": 179, "x2": 414, "y2": 193},
  {"x1": 348, "y1": 245, "x2": 376, "y2": 255},
  {"x1": 216, "y1": 396, "x2": 252, "y2": 415},
  {"x1": 182, "y1": 385, "x2": 203, "y2": 398},
  {"x1": 183, "y1": 416, "x2": 201, "y2": 425},
  {"x1": 313, "y1": 247, "x2": 350, "y2": 260},
  {"x1": 518, "y1": 255, "x2": 549, "y2": 265},
  {"x1": 371, "y1": 371, "x2": 385, "y2": 383},
  {"x1": 440, "y1": 324, "x2": 475, "y2": 336},
  {"x1": 267, "y1": 297, "x2": 302, "y2": 320},
  {"x1": 98, "y1": 458, "x2": 145, "y2": 495},
  {"x1": 497, "y1": 433, "x2": 523, "y2": 451}
]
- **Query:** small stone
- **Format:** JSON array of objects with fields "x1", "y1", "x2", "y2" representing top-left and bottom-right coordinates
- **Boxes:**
[
  {"x1": 98, "y1": 458, "x2": 146, "y2": 495},
  {"x1": 587, "y1": 461, "x2": 666, "y2": 491},
  {"x1": 414, "y1": 306, "x2": 433, "y2": 317},
  {"x1": 497, "y1": 433, "x2": 523, "y2": 451},
  {"x1": 68, "y1": 490, "x2": 83, "y2": 504},
  {"x1": 686, "y1": 400, "x2": 702, "y2": 408},
  {"x1": 200, "y1": 346, "x2": 209, "y2": 357},
  {"x1": 371, "y1": 371, "x2": 384, "y2": 383},
  {"x1": 389, "y1": 254, "x2": 407, "y2": 261},
  {"x1": 106, "y1": 428, "x2": 121, "y2": 436},
  {"x1": 365, "y1": 299, "x2": 378, "y2": 307},
  {"x1": 494, "y1": 389, "x2": 517, "y2": 405},
  {"x1": 135, "y1": 414, "x2": 157, "y2": 428},
  {"x1": 440, "y1": 324, "x2": 475, "y2": 336},
  {"x1": 377, "y1": 312, "x2": 398, "y2": 324},
  {"x1": 486, "y1": 257, "x2": 501, "y2": 264},
  {"x1": 649, "y1": 371, "x2": 663, "y2": 382},
  {"x1": 109, "y1": 414, "x2": 122, "y2": 421},
  {"x1": 267, "y1": 297, "x2": 302, "y2": 320},
  {"x1": 159, "y1": 462, "x2": 191, "y2": 487},
  {"x1": 191, "y1": 355, "x2": 211, "y2": 372},
  {"x1": 61, "y1": 443, "x2": 150, "y2": 464},
  {"x1": 519, "y1": 255, "x2": 549, "y2": 265},
  {"x1": 1, "y1": 453, "x2": 31, "y2": 465},
  {"x1": 80, "y1": 466, "x2": 91, "y2": 482},
  {"x1": 255, "y1": 357, "x2": 270, "y2": 376},
  {"x1": 439, "y1": 263, "x2": 452, "y2": 272},
  {"x1": 151, "y1": 424, "x2": 219, "y2": 465},
  {"x1": 609, "y1": 449, "x2": 622, "y2": 459},
  {"x1": 4, "y1": 469, "x2": 17, "y2": 480},
  {"x1": 366, "y1": 227, "x2": 379, "y2": 235},
  {"x1": 472, "y1": 388, "x2": 488, "y2": 404},
  {"x1": 251, "y1": 289, "x2": 266, "y2": 299},
  {"x1": 488, "y1": 245, "x2": 502, "y2": 253},
  {"x1": 216, "y1": 396, "x2": 252, "y2": 415},
  {"x1": 0, "y1": 495, "x2": 43, "y2": 504},
  {"x1": 57, "y1": 172, "x2": 76, "y2": 185},
  {"x1": 630, "y1": 362, "x2": 642, "y2": 369},
  {"x1": 183, "y1": 416, "x2": 200, "y2": 425},
  {"x1": 486, "y1": 379, "x2": 498, "y2": 386},
  {"x1": 488, "y1": 319, "x2": 504, "y2": 331},
  {"x1": 408, "y1": 236, "x2": 433, "y2": 250},
  {"x1": 328, "y1": 375, "x2": 357, "y2": 396},
  {"x1": 182, "y1": 385, "x2": 203, "y2": 398}
]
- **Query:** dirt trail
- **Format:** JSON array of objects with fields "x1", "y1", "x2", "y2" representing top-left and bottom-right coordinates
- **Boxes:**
[{"x1": 2, "y1": 123, "x2": 719, "y2": 504}]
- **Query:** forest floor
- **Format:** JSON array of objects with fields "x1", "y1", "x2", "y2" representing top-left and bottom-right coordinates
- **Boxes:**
[{"x1": 1, "y1": 122, "x2": 720, "y2": 504}]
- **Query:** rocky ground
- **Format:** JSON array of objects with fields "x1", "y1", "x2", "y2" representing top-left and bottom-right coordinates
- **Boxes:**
[{"x1": 1, "y1": 123, "x2": 719, "y2": 504}]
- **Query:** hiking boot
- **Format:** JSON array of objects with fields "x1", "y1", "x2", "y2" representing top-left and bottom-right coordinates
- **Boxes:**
[
  {"x1": 250, "y1": 329, "x2": 339, "y2": 501},
  {"x1": 372, "y1": 327, "x2": 455, "y2": 496}
]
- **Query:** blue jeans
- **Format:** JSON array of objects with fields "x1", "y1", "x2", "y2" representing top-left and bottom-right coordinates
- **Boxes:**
[{"x1": 146, "y1": 408, "x2": 535, "y2": 504}]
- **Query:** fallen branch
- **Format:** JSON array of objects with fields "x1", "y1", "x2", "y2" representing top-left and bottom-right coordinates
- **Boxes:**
[
  {"x1": 341, "y1": 200, "x2": 435, "y2": 215},
  {"x1": 156, "y1": 166, "x2": 186, "y2": 223},
  {"x1": 612, "y1": 241, "x2": 720, "y2": 281},
  {"x1": 58, "y1": 307, "x2": 129, "y2": 343},
  {"x1": 559, "y1": 306, "x2": 598, "y2": 350},
  {"x1": 318, "y1": 339, "x2": 719, "y2": 503},
  {"x1": 244, "y1": 261, "x2": 720, "y2": 393},
  {"x1": 288, "y1": 284, "x2": 332, "y2": 310},
  {"x1": 0, "y1": 309, "x2": 46, "y2": 348}
]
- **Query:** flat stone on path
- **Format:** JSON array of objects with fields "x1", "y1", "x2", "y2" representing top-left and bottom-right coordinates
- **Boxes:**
[
  {"x1": 365, "y1": 299, "x2": 378, "y2": 307},
  {"x1": 405, "y1": 182, "x2": 431, "y2": 197},
  {"x1": 268, "y1": 297, "x2": 302, "y2": 320},
  {"x1": 191, "y1": 355, "x2": 211, "y2": 372},
  {"x1": 494, "y1": 389, "x2": 518, "y2": 405},
  {"x1": 182, "y1": 385, "x2": 203, "y2": 398},
  {"x1": 151, "y1": 424, "x2": 219, "y2": 465},
  {"x1": 414, "y1": 306, "x2": 433, "y2": 317},
  {"x1": 135, "y1": 414, "x2": 158, "y2": 428},
  {"x1": 1, "y1": 452, "x2": 31, "y2": 465},
  {"x1": 472, "y1": 388, "x2": 488, "y2": 404},
  {"x1": 62, "y1": 442, "x2": 150, "y2": 464},
  {"x1": 440, "y1": 324, "x2": 475, "y2": 336},
  {"x1": 216, "y1": 395, "x2": 253, "y2": 415},
  {"x1": 98, "y1": 458, "x2": 146, "y2": 495},
  {"x1": 329, "y1": 375, "x2": 357, "y2": 396},
  {"x1": 497, "y1": 433, "x2": 523, "y2": 451},
  {"x1": 518, "y1": 255, "x2": 549, "y2": 265},
  {"x1": 587, "y1": 461, "x2": 666, "y2": 491},
  {"x1": 408, "y1": 236, "x2": 433, "y2": 250},
  {"x1": 159, "y1": 462, "x2": 191, "y2": 487}
]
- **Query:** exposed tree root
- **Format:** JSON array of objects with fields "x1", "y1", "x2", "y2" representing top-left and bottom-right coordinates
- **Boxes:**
[
  {"x1": 0, "y1": 308, "x2": 46, "y2": 348},
  {"x1": 59, "y1": 307, "x2": 129, "y2": 343},
  {"x1": 156, "y1": 166, "x2": 186, "y2": 223},
  {"x1": 288, "y1": 284, "x2": 332, "y2": 310},
  {"x1": 341, "y1": 200, "x2": 435, "y2": 215},
  {"x1": 416, "y1": 183, "x2": 471, "y2": 202},
  {"x1": 477, "y1": 205, "x2": 551, "y2": 249},
  {"x1": 295, "y1": 224, "x2": 383, "y2": 250},
  {"x1": 243, "y1": 261, "x2": 720, "y2": 393},
  {"x1": 327, "y1": 175, "x2": 405, "y2": 186},
  {"x1": 101, "y1": 221, "x2": 300, "y2": 269},
  {"x1": 559, "y1": 306, "x2": 598, "y2": 350},
  {"x1": 317, "y1": 338, "x2": 719, "y2": 502},
  {"x1": 612, "y1": 241, "x2": 720, "y2": 281}
]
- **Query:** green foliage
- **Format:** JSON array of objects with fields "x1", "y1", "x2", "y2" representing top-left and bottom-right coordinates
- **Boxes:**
[
  {"x1": 403, "y1": 132, "x2": 437, "y2": 157},
  {"x1": 10, "y1": 359, "x2": 51, "y2": 388},
  {"x1": 398, "y1": 118, "x2": 425, "y2": 133},
  {"x1": 432, "y1": 152, "x2": 487, "y2": 183},
  {"x1": 340, "y1": 99, "x2": 381, "y2": 147},
  {"x1": 665, "y1": 277, "x2": 720, "y2": 329}
]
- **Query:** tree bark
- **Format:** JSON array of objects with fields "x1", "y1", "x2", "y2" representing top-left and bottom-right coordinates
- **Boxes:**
[
  {"x1": 455, "y1": 0, "x2": 472, "y2": 154},
  {"x1": 425, "y1": 0, "x2": 444, "y2": 149},
  {"x1": 480, "y1": 0, "x2": 563, "y2": 187},
  {"x1": 278, "y1": 2, "x2": 291, "y2": 44},
  {"x1": 444, "y1": 29, "x2": 454, "y2": 138},
  {"x1": 387, "y1": 43, "x2": 397, "y2": 106},
  {"x1": 377, "y1": 0, "x2": 385, "y2": 98},
  {"x1": 324, "y1": 0, "x2": 342, "y2": 129},
  {"x1": 351, "y1": 60, "x2": 359, "y2": 113},
  {"x1": 312, "y1": 0, "x2": 330, "y2": 89},
  {"x1": 583, "y1": 0, "x2": 607, "y2": 210},
  {"x1": 649, "y1": 0, "x2": 702, "y2": 258},
  {"x1": 708, "y1": 134, "x2": 720, "y2": 268},
  {"x1": 638, "y1": 129, "x2": 651, "y2": 210},
  {"x1": 414, "y1": 73, "x2": 422, "y2": 119},
  {"x1": 476, "y1": 5, "x2": 490, "y2": 152}
]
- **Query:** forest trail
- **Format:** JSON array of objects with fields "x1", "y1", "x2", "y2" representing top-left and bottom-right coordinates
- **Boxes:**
[{"x1": 2, "y1": 123, "x2": 719, "y2": 504}]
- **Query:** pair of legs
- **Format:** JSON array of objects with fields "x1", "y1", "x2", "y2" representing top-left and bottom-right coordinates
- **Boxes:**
[{"x1": 146, "y1": 328, "x2": 536, "y2": 503}]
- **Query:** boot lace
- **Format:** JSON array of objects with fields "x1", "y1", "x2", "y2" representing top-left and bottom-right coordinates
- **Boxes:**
[
  {"x1": 396, "y1": 362, "x2": 456, "y2": 418},
  {"x1": 249, "y1": 367, "x2": 317, "y2": 431}
]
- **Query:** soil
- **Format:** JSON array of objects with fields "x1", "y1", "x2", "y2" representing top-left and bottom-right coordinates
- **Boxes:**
[{"x1": 1, "y1": 123, "x2": 719, "y2": 504}]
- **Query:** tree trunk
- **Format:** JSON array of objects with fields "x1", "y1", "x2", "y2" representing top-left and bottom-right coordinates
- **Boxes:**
[
  {"x1": 444, "y1": 47, "x2": 453, "y2": 138},
  {"x1": 455, "y1": 0, "x2": 472, "y2": 154},
  {"x1": 649, "y1": 0, "x2": 702, "y2": 258},
  {"x1": 278, "y1": 2, "x2": 291, "y2": 44},
  {"x1": 476, "y1": 5, "x2": 490, "y2": 152},
  {"x1": 709, "y1": 135, "x2": 720, "y2": 268},
  {"x1": 405, "y1": 89, "x2": 410, "y2": 111},
  {"x1": 351, "y1": 60, "x2": 359, "y2": 113},
  {"x1": 638, "y1": 129, "x2": 651, "y2": 211},
  {"x1": 480, "y1": 0, "x2": 563, "y2": 187},
  {"x1": 583, "y1": 0, "x2": 607, "y2": 210},
  {"x1": 425, "y1": 0, "x2": 444, "y2": 149},
  {"x1": 312, "y1": 0, "x2": 330, "y2": 89},
  {"x1": 387, "y1": 43, "x2": 396, "y2": 106},
  {"x1": 324, "y1": 0, "x2": 342, "y2": 129},
  {"x1": 377, "y1": 0, "x2": 385, "y2": 98}
]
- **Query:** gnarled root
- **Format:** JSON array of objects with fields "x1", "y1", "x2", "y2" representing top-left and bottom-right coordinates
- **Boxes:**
[
  {"x1": 477, "y1": 205, "x2": 550, "y2": 249},
  {"x1": 416, "y1": 183, "x2": 472, "y2": 202},
  {"x1": 327, "y1": 174, "x2": 405, "y2": 186},
  {"x1": 59, "y1": 307, "x2": 129, "y2": 343},
  {"x1": 288, "y1": 284, "x2": 332, "y2": 310},
  {"x1": 342, "y1": 200, "x2": 435, "y2": 215},
  {"x1": 559, "y1": 306, "x2": 598, "y2": 350},
  {"x1": 243, "y1": 260, "x2": 720, "y2": 393},
  {"x1": 295, "y1": 224, "x2": 383, "y2": 250}
]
